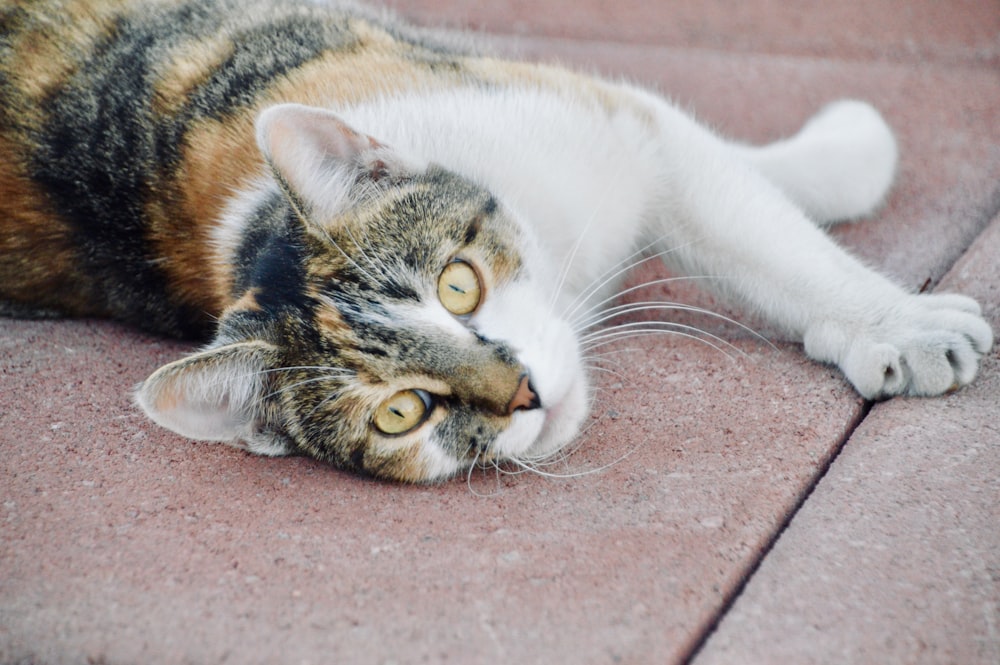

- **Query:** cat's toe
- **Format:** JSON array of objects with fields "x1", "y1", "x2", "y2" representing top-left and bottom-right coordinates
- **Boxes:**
[
  {"x1": 901, "y1": 330, "x2": 977, "y2": 396},
  {"x1": 839, "y1": 341, "x2": 902, "y2": 398},
  {"x1": 818, "y1": 294, "x2": 993, "y2": 400}
]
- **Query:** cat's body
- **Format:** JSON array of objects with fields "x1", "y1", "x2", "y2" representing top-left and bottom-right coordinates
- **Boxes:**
[{"x1": 1, "y1": 0, "x2": 992, "y2": 481}]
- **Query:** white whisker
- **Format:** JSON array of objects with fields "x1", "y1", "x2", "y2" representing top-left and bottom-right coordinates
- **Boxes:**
[
  {"x1": 504, "y1": 438, "x2": 641, "y2": 479},
  {"x1": 576, "y1": 300, "x2": 773, "y2": 351},
  {"x1": 509, "y1": 408, "x2": 614, "y2": 475},
  {"x1": 582, "y1": 364, "x2": 627, "y2": 379},
  {"x1": 303, "y1": 390, "x2": 343, "y2": 420},
  {"x1": 581, "y1": 324, "x2": 740, "y2": 359},
  {"x1": 263, "y1": 374, "x2": 347, "y2": 400},
  {"x1": 256, "y1": 365, "x2": 355, "y2": 376},
  {"x1": 315, "y1": 223, "x2": 381, "y2": 285},
  {"x1": 465, "y1": 449, "x2": 500, "y2": 497},
  {"x1": 560, "y1": 235, "x2": 705, "y2": 323},
  {"x1": 344, "y1": 224, "x2": 390, "y2": 277},
  {"x1": 570, "y1": 275, "x2": 724, "y2": 330}
]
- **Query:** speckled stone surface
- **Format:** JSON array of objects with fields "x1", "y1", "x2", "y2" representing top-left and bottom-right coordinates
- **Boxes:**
[
  {"x1": 1, "y1": 2, "x2": 998, "y2": 664},
  {"x1": 695, "y1": 214, "x2": 1000, "y2": 665}
]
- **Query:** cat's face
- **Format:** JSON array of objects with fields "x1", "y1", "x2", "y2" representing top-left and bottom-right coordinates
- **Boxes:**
[{"x1": 137, "y1": 104, "x2": 588, "y2": 482}]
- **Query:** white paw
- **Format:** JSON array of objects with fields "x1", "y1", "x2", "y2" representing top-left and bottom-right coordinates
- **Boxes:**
[{"x1": 805, "y1": 293, "x2": 994, "y2": 399}]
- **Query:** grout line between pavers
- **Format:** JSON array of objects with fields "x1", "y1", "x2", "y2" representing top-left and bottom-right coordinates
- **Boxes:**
[
  {"x1": 678, "y1": 400, "x2": 875, "y2": 665},
  {"x1": 924, "y1": 182, "x2": 1000, "y2": 293},
  {"x1": 678, "y1": 183, "x2": 1000, "y2": 664}
]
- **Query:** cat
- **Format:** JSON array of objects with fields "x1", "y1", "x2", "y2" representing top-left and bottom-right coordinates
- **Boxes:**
[{"x1": 0, "y1": 0, "x2": 992, "y2": 482}]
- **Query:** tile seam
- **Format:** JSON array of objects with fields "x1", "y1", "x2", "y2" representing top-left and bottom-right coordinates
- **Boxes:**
[
  {"x1": 927, "y1": 182, "x2": 1000, "y2": 293},
  {"x1": 678, "y1": 399, "x2": 874, "y2": 665}
]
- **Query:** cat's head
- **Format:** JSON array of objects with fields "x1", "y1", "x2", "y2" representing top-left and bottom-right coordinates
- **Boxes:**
[{"x1": 136, "y1": 104, "x2": 588, "y2": 482}]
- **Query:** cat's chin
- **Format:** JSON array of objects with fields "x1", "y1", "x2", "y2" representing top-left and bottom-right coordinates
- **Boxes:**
[{"x1": 530, "y1": 372, "x2": 590, "y2": 461}]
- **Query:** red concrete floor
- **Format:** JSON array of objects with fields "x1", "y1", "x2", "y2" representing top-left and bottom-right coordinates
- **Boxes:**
[{"x1": 2, "y1": 1, "x2": 998, "y2": 663}]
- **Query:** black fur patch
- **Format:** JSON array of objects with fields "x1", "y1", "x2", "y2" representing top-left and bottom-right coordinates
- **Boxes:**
[{"x1": 232, "y1": 196, "x2": 310, "y2": 311}]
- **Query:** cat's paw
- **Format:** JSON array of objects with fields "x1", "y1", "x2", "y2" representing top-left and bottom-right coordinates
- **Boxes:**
[{"x1": 805, "y1": 293, "x2": 994, "y2": 399}]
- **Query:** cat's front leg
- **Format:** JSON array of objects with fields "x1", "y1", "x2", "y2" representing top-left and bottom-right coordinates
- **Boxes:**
[{"x1": 637, "y1": 94, "x2": 994, "y2": 399}]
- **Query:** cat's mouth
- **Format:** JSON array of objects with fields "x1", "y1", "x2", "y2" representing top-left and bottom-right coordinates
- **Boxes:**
[{"x1": 483, "y1": 367, "x2": 588, "y2": 467}]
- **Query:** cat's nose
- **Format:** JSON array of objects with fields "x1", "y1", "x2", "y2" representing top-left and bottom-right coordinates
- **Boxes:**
[{"x1": 507, "y1": 373, "x2": 541, "y2": 415}]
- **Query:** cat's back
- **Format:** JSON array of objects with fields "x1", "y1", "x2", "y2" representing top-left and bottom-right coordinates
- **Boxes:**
[{"x1": 0, "y1": 0, "x2": 473, "y2": 336}]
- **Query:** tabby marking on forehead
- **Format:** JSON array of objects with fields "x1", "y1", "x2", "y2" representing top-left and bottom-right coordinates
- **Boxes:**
[{"x1": 312, "y1": 294, "x2": 351, "y2": 338}]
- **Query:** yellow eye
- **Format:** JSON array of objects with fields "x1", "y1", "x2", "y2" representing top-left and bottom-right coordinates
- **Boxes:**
[
  {"x1": 373, "y1": 389, "x2": 433, "y2": 435},
  {"x1": 437, "y1": 260, "x2": 482, "y2": 316}
]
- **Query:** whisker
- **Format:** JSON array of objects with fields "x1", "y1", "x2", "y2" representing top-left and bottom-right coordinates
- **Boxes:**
[
  {"x1": 582, "y1": 351, "x2": 628, "y2": 370},
  {"x1": 579, "y1": 316, "x2": 732, "y2": 345},
  {"x1": 582, "y1": 364, "x2": 627, "y2": 379},
  {"x1": 561, "y1": 240, "x2": 699, "y2": 323},
  {"x1": 344, "y1": 224, "x2": 388, "y2": 277},
  {"x1": 580, "y1": 325, "x2": 740, "y2": 359},
  {"x1": 255, "y1": 365, "x2": 355, "y2": 376},
  {"x1": 176, "y1": 365, "x2": 353, "y2": 399},
  {"x1": 505, "y1": 440, "x2": 641, "y2": 479},
  {"x1": 303, "y1": 390, "x2": 343, "y2": 420},
  {"x1": 263, "y1": 374, "x2": 348, "y2": 400},
  {"x1": 556, "y1": 233, "x2": 677, "y2": 319},
  {"x1": 465, "y1": 449, "x2": 500, "y2": 497},
  {"x1": 315, "y1": 222, "x2": 380, "y2": 285},
  {"x1": 570, "y1": 275, "x2": 725, "y2": 331},
  {"x1": 576, "y1": 300, "x2": 774, "y2": 351},
  {"x1": 513, "y1": 409, "x2": 610, "y2": 471}
]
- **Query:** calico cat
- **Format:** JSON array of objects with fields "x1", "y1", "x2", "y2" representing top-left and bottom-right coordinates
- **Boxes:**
[{"x1": 0, "y1": 0, "x2": 993, "y2": 482}]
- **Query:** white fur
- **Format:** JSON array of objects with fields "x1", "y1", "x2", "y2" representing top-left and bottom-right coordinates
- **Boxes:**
[
  {"x1": 336, "y1": 90, "x2": 659, "y2": 312},
  {"x1": 733, "y1": 100, "x2": 899, "y2": 224},
  {"x1": 472, "y1": 269, "x2": 588, "y2": 461},
  {"x1": 331, "y1": 83, "x2": 991, "y2": 407},
  {"x1": 420, "y1": 431, "x2": 465, "y2": 480},
  {"x1": 212, "y1": 176, "x2": 277, "y2": 268}
]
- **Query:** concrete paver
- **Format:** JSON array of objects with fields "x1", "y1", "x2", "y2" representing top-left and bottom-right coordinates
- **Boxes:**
[
  {"x1": 695, "y1": 213, "x2": 1000, "y2": 665},
  {"x1": 387, "y1": 0, "x2": 1000, "y2": 65},
  {"x1": 0, "y1": 318, "x2": 865, "y2": 663},
  {"x1": 1, "y1": 2, "x2": 998, "y2": 663}
]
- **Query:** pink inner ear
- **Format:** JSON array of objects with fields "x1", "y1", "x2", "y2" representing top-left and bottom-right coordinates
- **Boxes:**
[
  {"x1": 256, "y1": 103, "x2": 401, "y2": 217},
  {"x1": 262, "y1": 104, "x2": 377, "y2": 165},
  {"x1": 322, "y1": 117, "x2": 372, "y2": 163}
]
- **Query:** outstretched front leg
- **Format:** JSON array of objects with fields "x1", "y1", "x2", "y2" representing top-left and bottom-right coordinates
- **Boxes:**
[{"x1": 638, "y1": 94, "x2": 993, "y2": 399}]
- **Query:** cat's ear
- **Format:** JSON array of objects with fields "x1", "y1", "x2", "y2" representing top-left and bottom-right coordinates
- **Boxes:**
[
  {"x1": 255, "y1": 103, "x2": 418, "y2": 220},
  {"x1": 135, "y1": 340, "x2": 286, "y2": 452}
]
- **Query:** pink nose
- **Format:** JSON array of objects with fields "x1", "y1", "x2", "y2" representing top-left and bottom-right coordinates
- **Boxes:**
[{"x1": 507, "y1": 373, "x2": 541, "y2": 415}]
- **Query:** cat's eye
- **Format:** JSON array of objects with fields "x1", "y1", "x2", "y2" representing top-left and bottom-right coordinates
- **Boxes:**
[
  {"x1": 373, "y1": 389, "x2": 434, "y2": 435},
  {"x1": 437, "y1": 260, "x2": 482, "y2": 316}
]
